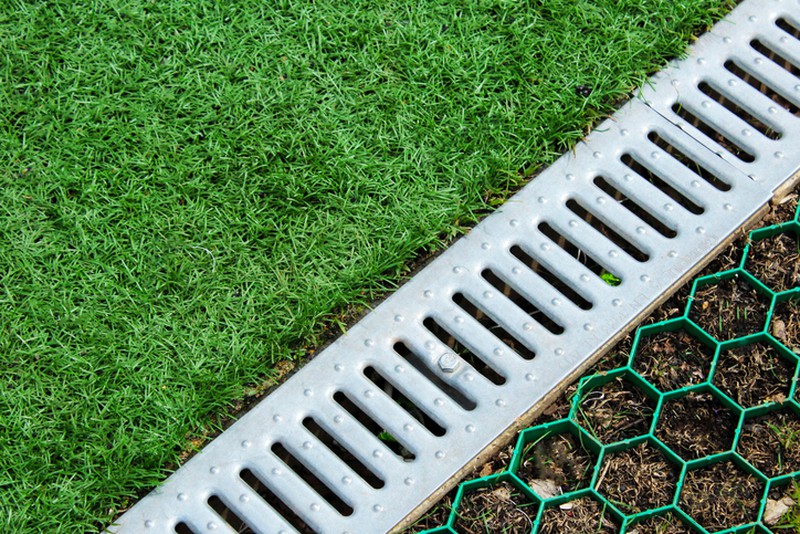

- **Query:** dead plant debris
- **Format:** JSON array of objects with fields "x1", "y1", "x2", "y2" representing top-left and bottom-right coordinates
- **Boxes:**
[
  {"x1": 738, "y1": 408, "x2": 800, "y2": 478},
  {"x1": 538, "y1": 497, "x2": 617, "y2": 534},
  {"x1": 688, "y1": 276, "x2": 770, "y2": 341},
  {"x1": 633, "y1": 329, "x2": 714, "y2": 391},
  {"x1": 679, "y1": 461, "x2": 763, "y2": 531},
  {"x1": 713, "y1": 341, "x2": 794, "y2": 408},
  {"x1": 577, "y1": 376, "x2": 656, "y2": 443},
  {"x1": 453, "y1": 482, "x2": 537, "y2": 534}
]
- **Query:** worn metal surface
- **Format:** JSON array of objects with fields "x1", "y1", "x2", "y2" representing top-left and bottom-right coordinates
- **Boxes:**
[{"x1": 109, "y1": 1, "x2": 800, "y2": 532}]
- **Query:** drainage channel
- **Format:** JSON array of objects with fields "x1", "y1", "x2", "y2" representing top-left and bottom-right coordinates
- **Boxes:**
[{"x1": 110, "y1": 1, "x2": 800, "y2": 532}]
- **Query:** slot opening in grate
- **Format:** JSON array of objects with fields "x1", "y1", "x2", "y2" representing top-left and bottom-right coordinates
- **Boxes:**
[
  {"x1": 393, "y1": 341, "x2": 477, "y2": 410},
  {"x1": 509, "y1": 244, "x2": 593, "y2": 310},
  {"x1": 593, "y1": 176, "x2": 678, "y2": 238},
  {"x1": 423, "y1": 316, "x2": 507, "y2": 384},
  {"x1": 750, "y1": 38, "x2": 800, "y2": 77},
  {"x1": 537, "y1": 221, "x2": 623, "y2": 284},
  {"x1": 363, "y1": 366, "x2": 447, "y2": 437},
  {"x1": 270, "y1": 443, "x2": 354, "y2": 516},
  {"x1": 174, "y1": 522, "x2": 195, "y2": 534},
  {"x1": 777, "y1": 17, "x2": 800, "y2": 40},
  {"x1": 669, "y1": 102, "x2": 756, "y2": 162},
  {"x1": 621, "y1": 152, "x2": 706, "y2": 214},
  {"x1": 452, "y1": 292, "x2": 537, "y2": 360},
  {"x1": 240, "y1": 468, "x2": 316, "y2": 533},
  {"x1": 333, "y1": 391, "x2": 416, "y2": 461},
  {"x1": 565, "y1": 198, "x2": 650, "y2": 262},
  {"x1": 724, "y1": 60, "x2": 800, "y2": 115},
  {"x1": 646, "y1": 132, "x2": 731, "y2": 192},
  {"x1": 480, "y1": 268, "x2": 565, "y2": 334},
  {"x1": 697, "y1": 80, "x2": 781, "y2": 139},
  {"x1": 208, "y1": 495, "x2": 254, "y2": 534},
  {"x1": 302, "y1": 417, "x2": 385, "y2": 489}
]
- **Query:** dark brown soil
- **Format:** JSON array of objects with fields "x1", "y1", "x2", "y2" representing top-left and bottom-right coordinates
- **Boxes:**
[
  {"x1": 771, "y1": 298, "x2": 800, "y2": 354},
  {"x1": 516, "y1": 432, "x2": 595, "y2": 496},
  {"x1": 738, "y1": 408, "x2": 800, "y2": 478},
  {"x1": 713, "y1": 341, "x2": 794, "y2": 408},
  {"x1": 688, "y1": 276, "x2": 771, "y2": 341},
  {"x1": 453, "y1": 481, "x2": 537, "y2": 534},
  {"x1": 744, "y1": 230, "x2": 800, "y2": 293},
  {"x1": 597, "y1": 442, "x2": 679, "y2": 514},
  {"x1": 538, "y1": 497, "x2": 618, "y2": 534},
  {"x1": 679, "y1": 461, "x2": 763, "y2": 532},
  {"x1": 655, "y1": 391, "x2": 737, "y2": 461},
  {"x1": 626, "y1": 512, "x2": 694, "y2": 534},
  {"x1": 576, "y1": 376, "x2": 656, "y2": 443},
  {"x1": 633, "y1": 329, "x2": 715, "y2": 392}
]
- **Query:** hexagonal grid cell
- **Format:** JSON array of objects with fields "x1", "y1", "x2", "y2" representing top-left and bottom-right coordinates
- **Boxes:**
[
  {"x1": 687, "y1": 270, "x2": 773, "y2": 341},
  {"x1": 712, "y1": 337, "x2": 798, "y2": 408},
  {"x1": 511, "y1": 420, "x2": 600, "y2": 498},
  {"x1": 655, "y1": 388, "x2": 739, "y2": 462},
  {"x1": 743, "y1": 222, "x2": 800, "y2": 293},
  {"x1": 451, "y1": 474, "x2": 539, "y2": 534},
  {"x1": 738, "y1": 402, "x2": 800, "y2": 479},
  {"x1": 622, "y1": 510, "x2": 698, "y2": 534},
  {"x1": 678, "y1": 458, "x2": 766, "y2": 532},
  {"x1": 771, "y1": 294, "x2": 800, "y2": 354},
  {"x1": 596, "y1": 440, "x2": 681, "y2": 516},
  {"x1": 572, "y1": 370, "x2": 659, "y2": 444},
  {"x1": 763, "y1": 481, "x2": 800, "y2": 530},
  {"x1": 537, "y1": 494, "x2": 620, "y2": 534},
  {"x1": 631, "y1": 319, "x2": 717, "y2": 392}
]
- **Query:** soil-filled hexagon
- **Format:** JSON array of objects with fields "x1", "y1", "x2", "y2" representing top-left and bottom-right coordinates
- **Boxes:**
[
  {"x1": 538, "y1": 494, "x2": 619, "y2": 534},
  {"x1": 679, "y1": 459, "x2": 765, "y2": 532},
  {"x1": 596, "y1": 440, "x2": 680, "y2": 515},
  {"x1": 655, "y1": 388, "x2": 739, "y2": 461},
  {"x1": 713, "y1": 338, "x2": 797, "y2": 408},
  {"x1": 573, "y1": 370, "x2": 658, "y2": 444},
  {"x1": 737, "y1": 402, "x2": 800, "y2": 479},
  {"x1": 451, "y1": 474, "x2": 539, "y2": 534},
  {"x1": 743, "y1": 223, "x2": 800, "y2": 293},
  {"x1": 771, "y1": 295, "x2": 800, "y2": 355},
  {"x1": 512, "y1": 421, "x2": 599, "y2": 498},
  {"x1": 624, "y1": 511, "x2": 697, "y2": 533},
  {"x1": 687, "y1": 271, "x2": 772, "y2": 342},
  {"x1": 631, "y1": 319, "x2": 717, "y2": 392}
]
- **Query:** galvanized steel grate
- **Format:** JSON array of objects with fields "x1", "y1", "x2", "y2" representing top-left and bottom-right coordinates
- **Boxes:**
[{"x1": 110, "y1": 1, "x2": 800, "y2": 532}]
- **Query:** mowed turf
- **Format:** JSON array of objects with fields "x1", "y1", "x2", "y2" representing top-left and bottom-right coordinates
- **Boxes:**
[{"x1": 0, "y1": 0, "x2": 734, "y2": 530}]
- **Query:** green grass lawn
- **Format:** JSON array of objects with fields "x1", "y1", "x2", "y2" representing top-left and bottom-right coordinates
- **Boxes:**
[{"x1": 0, "y1": 0, "x2": 734, "y2": 529}]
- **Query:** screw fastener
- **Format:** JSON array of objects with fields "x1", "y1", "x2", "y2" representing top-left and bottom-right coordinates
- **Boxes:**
[{"x1": 438, "y1": 353, "x2": 459, "y2": 373}]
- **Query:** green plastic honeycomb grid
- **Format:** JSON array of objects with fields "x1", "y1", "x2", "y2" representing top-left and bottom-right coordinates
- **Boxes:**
[{"x1": 420, "y1": 204, "x2": 800, "y2": 533}]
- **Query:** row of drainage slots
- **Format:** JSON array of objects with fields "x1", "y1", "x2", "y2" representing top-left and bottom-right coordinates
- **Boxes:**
[
  {"x1": 671, "y1": 16, "x2": 800, "y2": 163},
  {"x1": 172, "y1": 130, "x2": 738, "y2": 534},
  {"x1": 167, "y1": 20, "x2": 800, "y2": 533}
]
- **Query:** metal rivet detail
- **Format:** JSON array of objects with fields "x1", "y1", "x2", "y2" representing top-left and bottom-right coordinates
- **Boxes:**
[
  {"x1": 755, "y1": 57, "x2": 763, "y2": 64},
  {"x1": 177, "y1": 493, "x2": 187, "y2": 502},
  {"x1": 395, "y1": 365, "x2": 404, "y2": 373},
  {"x1": 434, "y1": 398, "x2": 445, "y2": 406},
  {"x1": 620, "y1": 128, "x2": 629, "y2": 136},
  {"x1": 464, "y1": 373, "x2": 475, "y2": 382},
  {"x1": 373, "y1": 449, "x2": 383, "y2": 458},
  {"x1": 342, "y1": 476, "x2": 352, "y2": 485},
  {"x1": 510, "y1": 219, "x2": 519, "y2": 227},
  {"x1": 273, "y1": 414, "x2": 282, "y2": 422},
  {"x1": 425, "y1": 341, "x2": 435, "y2": 350},
  {"x1": 493, "y1": 348, "x2": 503, "y2": 356},
  {"x1": 723, "y1": 36, "x2": 732, "y2": 43},
  {"x1": 404, "y1": 424, "x2": 413, "y2": 432},
  {"x1": 742, "y1": 128, "x2": 751, "y2": 136},
  {"x1": 523, "y1": 322, "x2": 533, "y2": 331},
  {"x1": 304, "y1": 388, "x2": 313, "y2": 397},
  {"x1": 723, "y1": 203, "x2": 733, "y2": 211},
  {"x1": 538, "y1": 196, "x2": 547, "y2": 204},
  {"x1": 696, "y1": 226, "x2": 706, "y2": 234},
  {"x1": 555, "y1": 348, "x2": 564, "y2": 356},
  {"x1": 609, "y1": 250, "x2": 619, "y2": 258},
  {"x1": 566, "y1": 173, "x2": 575, "y2": 181},
  {"x1": 423, "y1": 290, "x2": 433, "y2": 298},
  {"x1": 310, "y1": 503, "x2": 320, "y2": 512},
  {"x1": 454, "y1": 316, "x2": 464, "y2": 324},
  {"x1": 144, "y1": 520, "x2": 154, "y2": 528},
  {"x1": 596, "y1": 196, "x2": 606, "y2": 205},
  {"x1": 668, "y1": 251, "x2": 677, "y2": 258},
  {"x1": 405, "y1": 478, "x2": 415, "y2": 486},
  {"x1": 272, "y1": 468, "x2": 282, "y2": 476},
  {"x1": 540, "y1": 243, "x2": 550, "y2": 252},
  {"x1": 641, "y1": 275, "x2": 650, "y2": 283},
  {"x1": 584, "y1": 323, "x2": 593, "y2": 332},
  {"x1": 495, "y1": 399, "x2": 506, "y2": 407},
  {"x1": 569, "y1": 219, "x2": 578, "y2": 228},
  {"x1": 453, "y1": 266, "x2": 463, "y2": 274},
  {"x1": 551, "y1": 298, "x2": 561, "y2": 306},
  {"x1": 525, "y1": 373, "x2": 536, "y2": 381},
  {"x1": 364, "y1": 390, "x2": 374, "y2": 398},
  {"x1": 239, "y1": 494, "x2": 249, "y2": 503},
  {"x1": 697, "y1": 57, "x2": 706, "y2": 65},
  {"x1": 435, "y1": 450, "x2": 445, "y2": 459},
  {"x1": 612, "y1": 299, "x2": 622, "y2": 307},
  {"x1": 691, "y1": 180, "x2": 701, "y2": 188},
  {"x1": 511, "y1": 267, "x2": 521, "y2": 275},
  {"x1": 776, "y1": 151, "x2": 785, "y2": 159},
  {"x1": 593, "y1": 151, "x2": 602, "y2": 159},
  {"x1": 729, "y1": 79, "x2": 739, "y2": 87},
  {"x1": 241, "y1": 440, "x2": 251, "y2": 449},
  {"x1": 334, "y1": 364, "x2": 343, "y2": 372},
  {"x1": 207, "y1": 522, "x2": 218, "y2": 530},
  {"x1": 580, "y1": 274, "x2": 590, "y2": 282},
  {"x1": 636, "y1": 226, "x2": 646, "y2": 235},
  {"x1": 651, "y1": 151, "x2": 661, "y2": 159},
  {"x1": 438, "y1": 353, "x2": 459, "y2": 373},
  {"x1": 303, "y1": 441, "x2": 312, "y2": 450},
  {"x1": 394, "y1": 314, "x2": 404, "y2": 322},
  {"x1": 768, "y1": 106, "x2": 778, "y2": 114},
  {"x1": 483, "y1": 291, "x2": 492, "y2": 299},
  {"x1": 334, "y1": 415, "x2": 343, "y2": 423},
  {"x1": 481, "y1": 242, "x2": 491, "y2": 250},
  {"x1": 373, "y1": 505, "x2": 384, "y2": 513},
  {"x1": 209, "y1": 466, "x2": 219, "y2": 475},
  {"x1": 465, "y1": 424, "x2": 476, "y2": 433},
  {"x1": 701, "y1": 100, "x2": 711, "y2": 108}
]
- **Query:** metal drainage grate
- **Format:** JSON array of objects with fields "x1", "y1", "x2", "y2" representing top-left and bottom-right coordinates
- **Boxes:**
[{"x1": 110, "y1": 1, "x2": 800, "y2": 532}]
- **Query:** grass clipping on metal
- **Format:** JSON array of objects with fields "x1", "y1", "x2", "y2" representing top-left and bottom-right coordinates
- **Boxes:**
[{"x1": 0, "y1": 0, "x2": 734, "y2": 530}]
